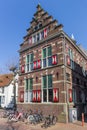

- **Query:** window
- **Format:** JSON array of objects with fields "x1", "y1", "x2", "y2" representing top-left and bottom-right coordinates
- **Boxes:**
[
  {"x1": 42, "y1": 46, "x2": 52, "y2": 68},
  {"x1": 72, "y1": 88, "x2": 77, "y2": 103},
  {"x1": 2, "y1": 87, "x2": 4, "y2": 93},
  {"x1": 26, "y1": 53, "x2": 33, "y2": 72},
  {"x1": 42, "y1": 75, "x2": 53, "y2": 102},
  {"x1": 68, "y1": 49, "x2": 74, "y2": 69},
  {"x1": 66, "y1": 73, "x2": 70, "y2": 81},
  {"x1": 25, "y1": 78, "x2": 33, "y2": 102},
  {"x1": 1, "y1": 96, "x2": 5, "y2": 104}
]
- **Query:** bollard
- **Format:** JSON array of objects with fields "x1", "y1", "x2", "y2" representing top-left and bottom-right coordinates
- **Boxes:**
[{"x1": 82, "y1": 113, "x2": 84, "y2": 126}]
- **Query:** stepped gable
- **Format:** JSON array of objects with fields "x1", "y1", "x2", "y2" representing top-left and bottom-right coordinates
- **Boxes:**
[{"x1": 20, "y1": 4, "x2": 63, "y2": 52}]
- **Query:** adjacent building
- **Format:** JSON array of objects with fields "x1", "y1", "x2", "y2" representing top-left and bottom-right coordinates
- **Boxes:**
[
  {"x1": 0, "y1": 73, "x2": 18, "y2": 109},
  {"x1": 18, "y1": 4, "x2": 87, "y2": 122}
]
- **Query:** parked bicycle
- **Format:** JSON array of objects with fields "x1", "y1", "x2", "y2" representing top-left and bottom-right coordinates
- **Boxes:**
[
  {"x1": 26, "y1": 109, "x2": 44, "y2": 125},
  {"x1": 41, "y1": 114, "x2": 57, "y2": 128}
]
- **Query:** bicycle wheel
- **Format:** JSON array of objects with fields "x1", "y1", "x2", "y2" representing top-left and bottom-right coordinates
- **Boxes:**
[{"x1": 52, "y1": 116, "x2": 57, "y2": 125}]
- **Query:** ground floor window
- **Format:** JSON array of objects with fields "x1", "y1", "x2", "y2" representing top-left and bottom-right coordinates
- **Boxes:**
[
  {"x1": 25, "y1": 78, "x2": 33, "y2": 102},
  {"x1": 24, "y1": 75, "x2": 59, "y2": 103},
  {"x1": 42, "y1": 75, "x2": 53, "y2": 102}
]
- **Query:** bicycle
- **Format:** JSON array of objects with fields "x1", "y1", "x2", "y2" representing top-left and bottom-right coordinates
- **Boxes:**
[{"x1": 41, "y1": 114, "x2": 57, "y2": 128}]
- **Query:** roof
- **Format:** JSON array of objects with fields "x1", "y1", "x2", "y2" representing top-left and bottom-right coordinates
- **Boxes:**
[{"x1": 0, "y1": 73, "x2": 13, "y2": 87}]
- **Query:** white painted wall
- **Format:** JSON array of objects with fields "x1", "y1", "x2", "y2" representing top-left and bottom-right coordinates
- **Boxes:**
[{"x1": 0, "y1": 74, "x2": 18, "y2": 108}]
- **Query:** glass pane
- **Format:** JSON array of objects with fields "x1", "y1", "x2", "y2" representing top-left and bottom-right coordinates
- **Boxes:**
[
  {"x1": 25, "y1": 92, "x2": 28, "y2": 102},
  {"x1": 30, "y1": 53, "x2": 33, "y2": 62},
  {"x1": 30, "y1": 63, "x2": 33, "y2": 71},
  {"x1": 41, "y1": 31, "x2": 44, "y2": 39},
  {"x1": 26, "y1": 79, "x2": 28, "y2": 90},
  {"x1": 43, "y1": 76, "x2": 47, "y2": 88},
  {"x1": 43, "y1": 89, "x2": 47, "y2": 102},
  {"x1": 48, "y1": 57, "x2": 52, "y2": 66},
  {"x1": 37, "y1": 33, "x2": 40, "y2": 41},
  {"x1": 43, "y1": 48, "x2": 46, "y2": 58},
  {"x1": 48, "y1": 46, "x2": 52, "y2": 56},
  {"x1": 26, "y1": 55, "x2": 29, "y2": 63},
  {"x1": 27, "y1": 64, "x2": 29, "y2": 71},
  {"x1": 28, "y1": 91, "x2": 32, "y2": 102},
  {"x1": 43, "y1": 59, "x2": 47, "y2": 67},
  {"x1": 48, "y1": 75, "x2": 52, "y2": 88},
  {"x1": 48, "y1": 89, "x2": 53, "y2": 102},
  {"x1": 30, "y1": 78, "x2": 33, "y2": 90}
]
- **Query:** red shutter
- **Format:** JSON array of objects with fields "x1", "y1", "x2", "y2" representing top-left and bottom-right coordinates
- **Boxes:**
[
  {"x1": 52, "y1": 55, "x2": 57, "y2": 65},
  {"x1": 67, "y1": 55, "x2": 70, "y2": 65},
  {"x1": 44, "y1": 28, "x2": 47, "y2": 38},
  {"x1": 37, "y1": 90, "x2": 41, "y2": 102},
  {"x1": 69, "y1": 89, "x2": 72, "y2": 102},
  {"x1": 20, "y1": 91, "x2": 24, "y2": 102},
  {"x1": 33, "y1": 90, "x2": 37, "y2": 102},
  {"x1": 29, "y1": 36, "x2": 32, "y2": 44},
  {"x1": 53, "y1": 88, "x2": 59, "y2": 102},
  {"x1": 37, "y1": 59, "x2": 41, "y2": 69},
  {"x1": 33, "y1": 61, "x2": 37, "y2": 69},
  {"x1": 21, "y1": 65, "x2": 25, "y2": 73}
]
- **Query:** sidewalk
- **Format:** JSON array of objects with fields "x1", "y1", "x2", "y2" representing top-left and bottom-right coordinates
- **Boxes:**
[{"x1": 0, "y1": 117, "x2": 87, "y2": 130}]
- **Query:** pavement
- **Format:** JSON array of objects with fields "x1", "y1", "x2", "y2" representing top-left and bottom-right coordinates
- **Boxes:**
[
  {"x1": 0, "y1": 117, "x2": 87, "y2": 130},
  {"x1": 0, "y1": 109, "x2": 87, "y2": 130}
]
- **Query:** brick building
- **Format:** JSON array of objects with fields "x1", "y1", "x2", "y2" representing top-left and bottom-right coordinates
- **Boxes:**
[{"x1": 18, "y1": 4, "x2": 87, "y2": 122}]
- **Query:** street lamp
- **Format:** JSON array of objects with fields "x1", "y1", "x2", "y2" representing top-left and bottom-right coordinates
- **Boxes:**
[{"x1": 10, "y1": 66, "x2": 17, "y2": 111}]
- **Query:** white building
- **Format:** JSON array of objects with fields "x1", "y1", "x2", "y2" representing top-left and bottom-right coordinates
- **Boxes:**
[{"x1": 0, "y1": 73, "x2": 18, "y2": 109}]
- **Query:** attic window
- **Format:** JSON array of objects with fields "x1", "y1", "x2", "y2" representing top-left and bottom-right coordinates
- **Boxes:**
[{"x1": 34, "y1": 23, "x2": 42, "y2": 31}]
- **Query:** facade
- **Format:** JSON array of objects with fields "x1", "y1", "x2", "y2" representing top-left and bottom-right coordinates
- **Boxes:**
[
  {"x1": 0, "y1": 73, "x2": 18, "y2": 108},
  {"x1": 18, "y1": 4, "x2": 87, "y2": 122}
]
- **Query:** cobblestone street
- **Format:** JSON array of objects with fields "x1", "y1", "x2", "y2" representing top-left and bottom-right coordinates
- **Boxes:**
[{"x1": 0, "y1": 117, "x2": 87, "y2": 130}]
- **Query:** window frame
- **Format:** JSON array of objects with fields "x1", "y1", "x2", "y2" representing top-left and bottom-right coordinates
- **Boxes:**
[{"x1": 42, "y1": 74, "x2": 53, "y2": 103}]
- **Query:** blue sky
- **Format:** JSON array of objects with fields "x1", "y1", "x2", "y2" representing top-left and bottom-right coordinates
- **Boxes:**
[{"x1": 0, "y1": 0, "x2": 87, "y2": 73}]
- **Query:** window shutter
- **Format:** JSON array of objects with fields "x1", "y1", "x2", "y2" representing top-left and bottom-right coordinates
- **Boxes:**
[
  {"x1": 21, "y1": 65, "x2": 25, "y2": 73},
  {"x1": 37, "y1": 90, "x2": 41, "y2": 102},
  {"x1": 20, "y1": 91, "x2": 24, "y2": 102},
  {"x1": 37, "y1": 59, "x2": 41, "y2": 69},
  {"x1": 67, "y1": 55, "x2": 71, "y2": 65},
  {"x1": 33, "y1": 90, "x2": 37, "y2": 102},
  {"x1": 29, "y1": 36, "x2": 32, "y2": 44},
  {"x1": 33, "y1": 61, "x2": 37, "y2": 69},
  {"x1": 44, "y1": 28, "x2": 47, "y2": 38},
  {"x1": 53, "y1": 88, "x2": 59, "y2": 102},
  {"x1": 52, "y1": 55, "x2": 57, "y2": 65},
  {"x1": 69, "y1": 89, "x2": 72, "y2": 102}
]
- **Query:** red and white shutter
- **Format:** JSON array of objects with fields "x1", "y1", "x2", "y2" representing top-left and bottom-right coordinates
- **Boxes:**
[
  {"x1": 67, "y1": 55, "x2": 70, "y2": 65},
  {"x1": 33, "y1": 90, "x2": 37, "y2": 102},
  {"x1": 69, "y1": 89, "x2": 72, "y2": 102},
  {"x1": 29, "y1": 36, "x2": 32, "y2": 44},
  {"x1": 53, "y1": 88, "x2": 59, "y2": 102},
  {"x1": 33, "y1": 61, "x2": 37, "y2": 69},
  {"x1": 37, "y1": 59, "x2": 41, "y2": 69},
  {"x1": 37, "y1": 90, "x2": 41, "y2": 102},
  {"x1": 20, "y1": 91, "x2": 24, "y2": 102},
  {"x1": 52, "y1": 55, "x2": 57, "y2": 65},
  {"x1": 44, "y1": 28, "x2": 47, "y2": 38},
  {"x1": 21, "y1": 65, "x2": 25, "y2": 73}
]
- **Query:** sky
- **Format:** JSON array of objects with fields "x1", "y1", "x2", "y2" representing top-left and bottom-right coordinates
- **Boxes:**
[{"x1": 0, "y1": 0, "x2": 87, "y2": 73}]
